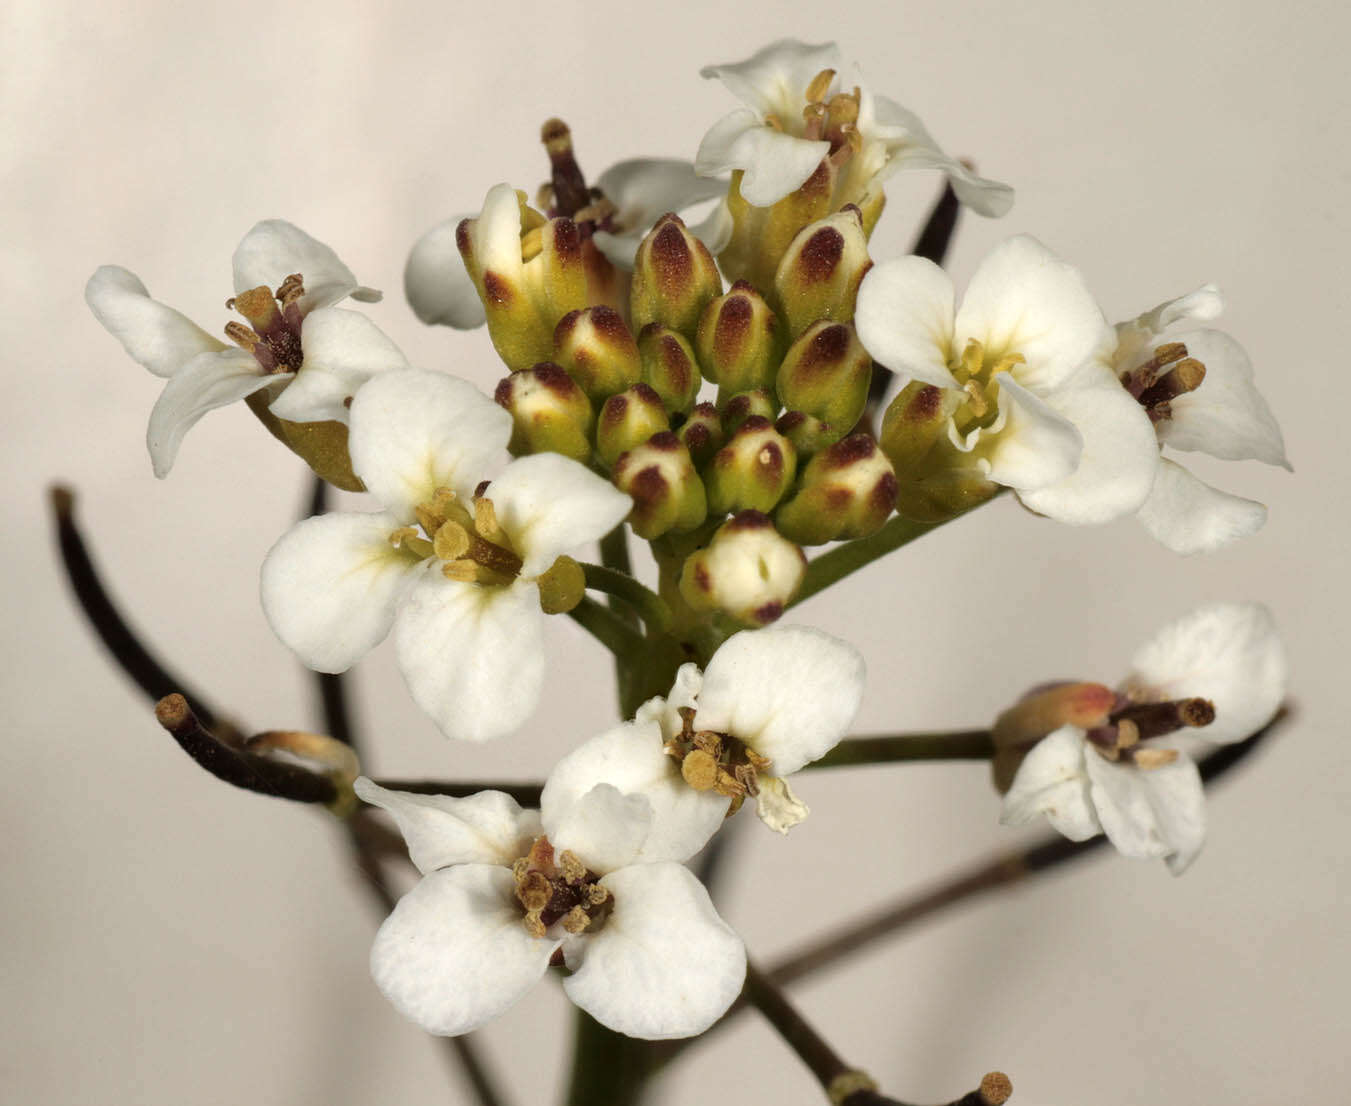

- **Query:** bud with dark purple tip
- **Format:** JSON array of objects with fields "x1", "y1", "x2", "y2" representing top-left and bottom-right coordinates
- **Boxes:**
[
  {"x1": 611, "y1": 431, "x2": 708, "y2": 539},
  {"x1": 772, "y1": 206, "x2": 872, "y2": 340},
  {"x1": 678, "y1": 510, "x2": 806, "y2": 627},
  {"x1": 596, "y1": 383, "x2": 669, "y2": 466},
  {"x1": 494, "y1": 363, "x2": 595, "y2": 462},
  {"x1": 677, "y1": 401, "x2": 725, "y2": 468},
  {"x1": 629, "y1": 213, "x2": 722, "y2": 339},
  {"x1": 775, "y1": 434, "x2": 898, "y2": 545},
  {"x1": 775, "y1": 321, "x2": 872, "y2": 448},
  {"x1": 695, "y1": 281, "x2": 783, "y2": 395},
  {"x1": 638, "y1": 324, "x2": 702, "y2": 415},
  {"x1": 553, "y1": 305, "x2": 642, "y2": 401},
  {"x1": 704, "y1": 416, "x2": 797, "y2": 515}
]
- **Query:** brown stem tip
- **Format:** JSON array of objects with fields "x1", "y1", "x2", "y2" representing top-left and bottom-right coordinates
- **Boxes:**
[
  {"x1": 155, "y1": 692, "x2": 192, "y2": 730},
  {"x1": 49, "y1": 483, "x2": 76, "y2": 517},
  {"x1": 978, "y1": 1071, "x2": 1012, "y2": 1106}
]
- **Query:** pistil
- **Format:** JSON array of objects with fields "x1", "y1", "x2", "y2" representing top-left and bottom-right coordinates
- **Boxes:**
[
  {"x1": 224, "y1": 274, "x2": 307, "y2": 372},
  {"x1": 665, "y1": 706, "x2": 772, "y2": 814},
  {"x1": 511, "y1": 835, "x2": 612, "y2": 938}
]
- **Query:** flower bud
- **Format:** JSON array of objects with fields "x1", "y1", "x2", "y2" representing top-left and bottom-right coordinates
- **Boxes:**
[
  {"x1": 493, "y1": 362, "x2": 594, "y2": 461},
  {"x1": 772, "y1": 206, "x2": 872, "y2": 340},
  {"x1": 694, "y1": 281, "x2": 783, "y2": 394},
  {"x1": 718, "y1": 164, "x2": 838, "y2": 293},
  {"x1": 678, "y1": 511, "x2": 806, "y2": 627},
  {"x1": 553, "y1": 305, "x2": 642, "y2": 401},
  {"x1": 629, "y1": 213, "x2": 722, "y2": 339},
  {"x1": 612, "y1": 431, "x2": 708, "y2": 539},
  {"x1": 596, "y1": 383, "x2": 669, "y2": 466},
  {"x1": 775, "y1": 321, "x2": 872, "y2": 447},
  {"x1": 677, "y1": 401, "x2": 724, "y2": 468},
  {"x1": 719, "y1": 388, "x2": 776, "y2": 435},
  {"x1": 775, "y1": 434, "x2": 898, "y2": 545},
  {"x1": 637, "y1": 324, "x2": 702, "y2": 415},
  {"x1": 704, "y1": 416, "x2": 797, "y2": 515},
  {"x1": 878, "y1": 382, "x2": 996, "y2": 522}
]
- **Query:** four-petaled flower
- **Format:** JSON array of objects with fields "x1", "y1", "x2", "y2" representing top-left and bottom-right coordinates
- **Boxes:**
[
  {"x1": 354, "y1": 772, "x2": 745, "y2": 1040},
  {"x1": 86, "y1": 220, "x2": 402, "y2": 476},
  {"x1": 260, "y1": 368, "x2": 630, "y2": 743},
  {"x1": 998, "y1": 602, "x2": 1285, "y2": 873}
]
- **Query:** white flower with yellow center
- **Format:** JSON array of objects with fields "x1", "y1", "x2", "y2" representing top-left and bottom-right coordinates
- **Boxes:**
[
  {"x1": 543, "y1": 626, "x2": 866, "y2": 839},
  {"x1": 695, "y1": 38, "x2": 1012, "y2": 214},
  {"x1": 86, "y1": 220, "x2": 400, "y2": 477},
  {"x1": 353, "y1": 772, "x2": 745, "y2": 1040},
  {"x1": 260, "y1": 369, "x2": 631, "y2": 743},
  {"x1": 999, "y1": 602, "x2": 1285, "y2": 873},
  {"x1": 856, "y1": 235, "x2": 1161, "y2": 524},
  {"x1": 1107, "y1": 286, "x2": 1290, "y2": 553}
]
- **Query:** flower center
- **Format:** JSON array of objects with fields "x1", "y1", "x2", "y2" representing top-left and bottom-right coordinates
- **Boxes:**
[
  {"x1": 1085, "y1": 695, "x2": 1216, "y2": 768},
  {"x1": 388, "y1": 487, "x2": 524, "y2": 585},
  {"x1": 664, "y1": 706, "x2": 771, "y2": 815},
  {"x1": 224, "y1": 273, "x2": 307, "y2": 373},
  {"x1": 512, "y1": 835, "x2": 612, "y2": 938},
  {"x1": 1120, "y1": 342, "x2": 1207, "y2": 424},
  {"x1": 948, "y1": 338, "x2": 1026, "y2": 433}
]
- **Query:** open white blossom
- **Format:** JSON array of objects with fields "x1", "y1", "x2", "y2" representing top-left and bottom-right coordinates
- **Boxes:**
[
  {"x1": 260, "y1": 368, "x2": 630, "y2": 743},
  {"x1": 856, "y1": 235, "x2": 1160, "y2": 523},
  {"x1": 1000, "y1": 602, "x2": 1285, "y2": 873},
  {"x1": 544, "y1": 625, "x2": 866, "y2": 837},
  {"x1": 86, "y1": 221, "x2": 396, "y2": 476},
  {"x1": 354, "y1": 773, "x2": 745, "y2": 1040},
  {"x1": 695, "y1": 38, "x2": 1012, "y2": 214},
  {"x1": 1107, "y1": 286, "x2": 1290, "y2": 553}
]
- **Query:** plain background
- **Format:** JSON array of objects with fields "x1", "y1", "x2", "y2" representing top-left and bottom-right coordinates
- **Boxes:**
[{"x1": 4, "y1": 1, "x2": 1348, "y2": 1102}]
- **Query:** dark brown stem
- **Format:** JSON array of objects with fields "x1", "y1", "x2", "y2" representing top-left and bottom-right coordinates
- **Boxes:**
[
  {"x1": 808, "y1": 731, "x2": 994, "y2": 769},
  {"x1": 368, "y1": 779, "x2": 544, "y2": 808}
]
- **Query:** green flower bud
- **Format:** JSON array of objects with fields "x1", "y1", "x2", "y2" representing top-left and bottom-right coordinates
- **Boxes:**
[
  {"x1": 596, "y1": 383, "x2": 669, "y2": 467},
  {"x1": 878, "y1": 381, "x2": 960, "y2": 476},
  {"x1": 677, "y1": 401, "x2": 724, "y2": 468},
  {"x1": 775, "y1": 321, "x2": 872, "y2": 447},
  {"x1": 553, "y1": 305, "x2": 642, "y2": 401},
  {"x1": 678, "y1": 510, "x2": 806, "y2": 627},
  {"x1": 637, "y1": 324, "x2": 702, "y2": 415},
  {"x1": 494, "y1": 362, "x2": 595, "y2": 462},
  {"x1": 774, "y1": 433, "x2": 898, "y2": 545},
  {"x1": 719, "y1": 388, "x2": 777, "y2": 435},
  {"x1": 694, "y1": 281, "x2": 783, "y2": 394},
  {"x1": 772, "y1": 206, "x2": 872, "y2": 340},
  {"x1": 629, "y1": 213, "x2": 722, "y2": 339},
  {"x1": 717, "y1": 165, "x2": 838, "y2": 292},
  {"x1": 704, "y1": 416, "x2": 797, "y2": 515},
  {"x1": 612, "y1": 431, "x2": 708, "y2": 539}
]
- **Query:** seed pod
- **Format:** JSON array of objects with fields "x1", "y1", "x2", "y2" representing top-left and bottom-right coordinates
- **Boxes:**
[
  {"x1": 553, "y1": 305, "x2": 642, "y2": 401},
  {"x1": 629, "y1": 213, "x2": 723, "y2": 339},
  {"x1": 704, "y1": 416, "x2": 797, "y2": 515},
  {"x1": 611, "y1": 431, "x2": 708, "y2": 539},
  {"x1": 494, "y1": 363, "x2": 595, "y2": 462},
  {"x1": 596, "y1": 383, "x2": 669, "y2": 467},
  {"x1": 772, "y1": 206, "x2": 872, "y2": 340},
  {"x1": 774, "y1": 434, "x2": 897, "y2": 545},
  {"x1": 678, "y1": 510, "x2": 806, "y2": 627},
  {"x1": 695, "y1": 281, "x2": 782, "y2": 394},
  {"x1": 638, "y1": 324, "x2": 702, "y2": 415}
]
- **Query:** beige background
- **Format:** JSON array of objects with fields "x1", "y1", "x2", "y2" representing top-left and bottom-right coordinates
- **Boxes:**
[{"x1": 4, "y1": 0, "x2": 1348, "y2": 1103}]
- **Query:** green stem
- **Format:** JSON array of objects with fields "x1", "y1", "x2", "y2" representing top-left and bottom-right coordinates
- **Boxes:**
[
  {"x1": 563, "y1": 1011, "x2": 654, "y2": 1106},
  {"x1": 567, "y1": 597, "x2": 644, "y2": 658},
  {"x1": 580, "y1": 563, "x2": 673, "y2": 635},
  {"x1": 807, "y1": 731, "x2": 994, "y2": 770}
]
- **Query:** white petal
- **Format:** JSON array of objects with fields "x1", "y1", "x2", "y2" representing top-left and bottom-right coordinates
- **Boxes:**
[
  {"x1": 1124, "y1": 602, "x2": 1285, "y2": 746},
  {"x1": 1000, "y1": 726, "x2": 1102, "y2": 841},
  {"x1": 1018, "y1": 363, "x2": 1159, "y2": 523},
  {"x1": 955, "y1": 236, "x2": 1108, "y2": 393},
  {"x1": 267, "y1": 307, "x2": 411, "y2": 424},
  {"x1": 232, "y1": 220, "x2": 376, "y2": 314},
  {"x1": 484, "y1": 454, "x2": 633, "y2": 578},
  {"x1": 355, "y1": 779, "x2": 541, "y2": 873},
  {"x1": 393, "y1": 575, "x2": 545, "y2": 743},
  {"x1": 1136, "y1": 458, "x2": 1267, "y2": 554},
  {"x1": 471, "y1": 184, "x2": 528, "y2": 277},
  {"x1": 145, "y1": 348, "x2": 273, "y2": 477},
  {"x1": 1083, "y1": 750, "x2": 1206, "y2": 872},
  {"x1": 755, "y1": 775, "x2": 810, "y2": 834},
  {"x1": 1157, "y1": 330, "x2": 1289, "y2": 467},
  {"x1": 1125, "y1": 284, "x2": 1225, "y2": 339},
  {"x1": 634, "y1": 663, "x2": 704, "y2": 739},
  {"x1": 85, "y1": 266, "x2": 225, "y2": 378},
  {"x1": 854, "y1": 258, "x2": 959, "y2": 388},
  {"x1": 598, "y1": 158, "x2": 729, "y2": 230},
  {"x1": 404, "y1": 215, "x2": 487, "y2": 329},
  {"x1": 699, "y1": 119, "x2": 831, "y2": 207},
  {"x1": 370, "y1": 865, "x2": 556, "y2": 1036},
  {"x1": 544, "y1": 783, "x2": 653, "y2": 875},
  {"x1": 695, "y1": 626, "x2": 865, "y2": 777},
  {"x1": 347, "y1": 368, "x2": 512, "y2": 519},
  {"x1": 980, "y1": 374, "x2": 1083, "y2": 492},
  {"x1": 700, "y1": 39, "x2": 843, "y2": 118},
  {"x1": 542, "y1": 720, "x2": 728, "y2": 864},
  {"x1": 564, "y1": 863, "x2": 745, "y2": 1039},
  {"x1": 260, "y1": 510, "x2": 417, "y2": 672}
]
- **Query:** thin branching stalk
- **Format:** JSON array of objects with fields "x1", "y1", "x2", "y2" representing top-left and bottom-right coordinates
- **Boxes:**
[{"x1": 807, "y1": 731, "x2": 995, "y2": 769}]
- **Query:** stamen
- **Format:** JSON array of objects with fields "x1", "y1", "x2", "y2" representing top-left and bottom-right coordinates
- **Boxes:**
[
  {"x1": 804, "y1": 68, "x2": 837, "y2": 104},
  {"x1": 802, "y1": 101, "x2": 828, "y2": 141},
  {"x1": 1137, "y1": 358, "x2": 1207, "y2": 413},
  {"x1": 827, "y1": 126, "x2": 861, "y2": 167},
  {"x1": 442, "y1": 560, "x2": 481, "y2": 582},
  {"x1": 275, "y1": 273, "x2": 305, "y2": 307},
  {"x1": 1112, "y1": 697, "x2": 1214, "y2": 740},
  {"x1": 1122, "y1": 342, "x2": 1188, "y2": 397},
  {"x1": 224, "y1": 320, "x2": 262, "y2": 350},
  {"x1": 962, "y1": 380, "x2": 989, "y2": 419},
  {"x1": 1131, "y1": 747, "x2": 1181, "y2": 770},
  {"x1": 561, "y1": 906, "x2": 591, "y2": 934},
  {"x1": 559, "y1": 850, "x2": 587, "y2": 885},
  {"x1": 432, "y1": 521, "x2": 471, "y2": 562},
  {"x1": 473, "y1": 497, "x2": 508, "y2": 545},
  {"x1": 681, "y1": 749, "x2": 720, "y2": 791},
  {"x1": 521, "y1": 226, "x2": 543, "y2": 263}
]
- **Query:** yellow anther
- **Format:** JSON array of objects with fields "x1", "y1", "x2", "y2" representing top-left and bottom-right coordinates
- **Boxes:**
[
  {"x1": 275, "y1": 273, "x2": 305, "y2": 305},
  {"x1": 584, "y1": 884, "x2": 610, "y2": 906},
  {"x1": 473, "y1": 496, "x2": 508, "y2": 544},
  {"x1": 1133, "y1": 747, "x2": 1181, "y2": 770},
  {"x1": 561, "y1": 906, "x2": 591, "y2": 934},
  {"x1": 559, "y1": 850, "x2": 587, "y2": 885},
  {"x1": 388, "y1": 525, "x2": 418, "y2": 547},
  {"x1": 956, "y1": 338, "x2": 985, "y2": 381},
  {"x1": 522, "y1": 913, "x2": 546, "y2": 938},
  {"x1": 681, "y1": 749, "x2": 720, "y2": 791},
  {"x1": 692, "y1": 731, "x2": 723, "y2": 757},
  {"x1": 962, "y1": 379, "x2": 989, "y2": 419},
  {"x1": 826, "y1": 89, "x2": 860, "y2": 129},
  {"x1": 1115, "y1": 718, "x2": 1140, "y2": 750},
  {"x1": 432, "y1": 521, "x2": 471, "y2": 562},
  {"x1": 517, "y1": 870, "x2": 552, "y2": 912},
  {"x1": 520, "y1": 226, "x2": 543, "y2": 263},
  {"x1": 804, "y1": 67, "x2": 837, "y2": 104},
  {"x1": 989, "y1": 351, "x2": 1027, "y2": 378},
  {"x1": 442, "y1": 560, "x2": 481, "y2": 582}
]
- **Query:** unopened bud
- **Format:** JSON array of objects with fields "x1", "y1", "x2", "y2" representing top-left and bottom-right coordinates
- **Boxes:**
[
  {"x1": 536, "y1": 554, "x2": 586, "y2": 614},
  {"x1": 553, "y1": 305, "x2": 642, "y2": 401},
  {"x1": 720, "y1": 388, "x2": 776, "y2": 435},
  {"x1": 695, "y1": 281, "x2": 783, "y2": 394},
  {"x1": 772, "y1": 206, "x2": 872, "y2": 340},
  {"x1": 704, "y1": 416, "x2": 797, "y2": 515},
  {"x1": 879, "y1": 381, "x2": 960, "y2": 476},
  {"x1": 775, "y1": 434, "x2": 897, "y2": 545},
  {"x1": 718, "y1": 163, "x2": 838, "y2": 292},
  {"x1": 612, "y1": 431, "x2": 708, "y2": 539},
  {"x1": 596, "y1": 383, "x2": 669, "y2": 466},
  {"x1": 677, "y1": 402, "x2": 725, "y2": 468},
  {"x1": 629, "y1": 213, "x2": 722, "y2": 338},
  {"x1": 678, "y1": 511, "x2": 806, "y2": 627},
  {"x1": 638, "y1": 324, "x2": 702, "y2": 415},
  {"x1": 878, "y1": 381, "x2": 997, "y2": 522},
  {"x1": 494, "y1": 363, "x2": 595, "y2": 462},
  {"x1": 775, "y1": 321, "x2": 872, "y2": 446}
]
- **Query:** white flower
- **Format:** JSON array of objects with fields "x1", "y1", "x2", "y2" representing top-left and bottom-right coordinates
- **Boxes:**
[
  {"x1": 1000, "y1": 602, "x2": 1285, "y2": 873},
  {"x1": 353, "y1": 773, "x2": 745, "y2": 1040},
  {"x1": 86, "y1": 221, "x2": 395, "y2": 477},
  {"x1": 1108, "y1": 286, "x2": 1290, "y2": 553},
  {"x1": 856, "y1": 235, "x2": 1160, "y2": 523},
  {"x1": 259, "y1": 368, "x2": 630, "y2": 743},
  {"x1": 695, "y1": 38, "x2": 1012, "y2": 214},
  {"x1": 544, "y1": 625, "x2": 866, "y2": 837}
]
